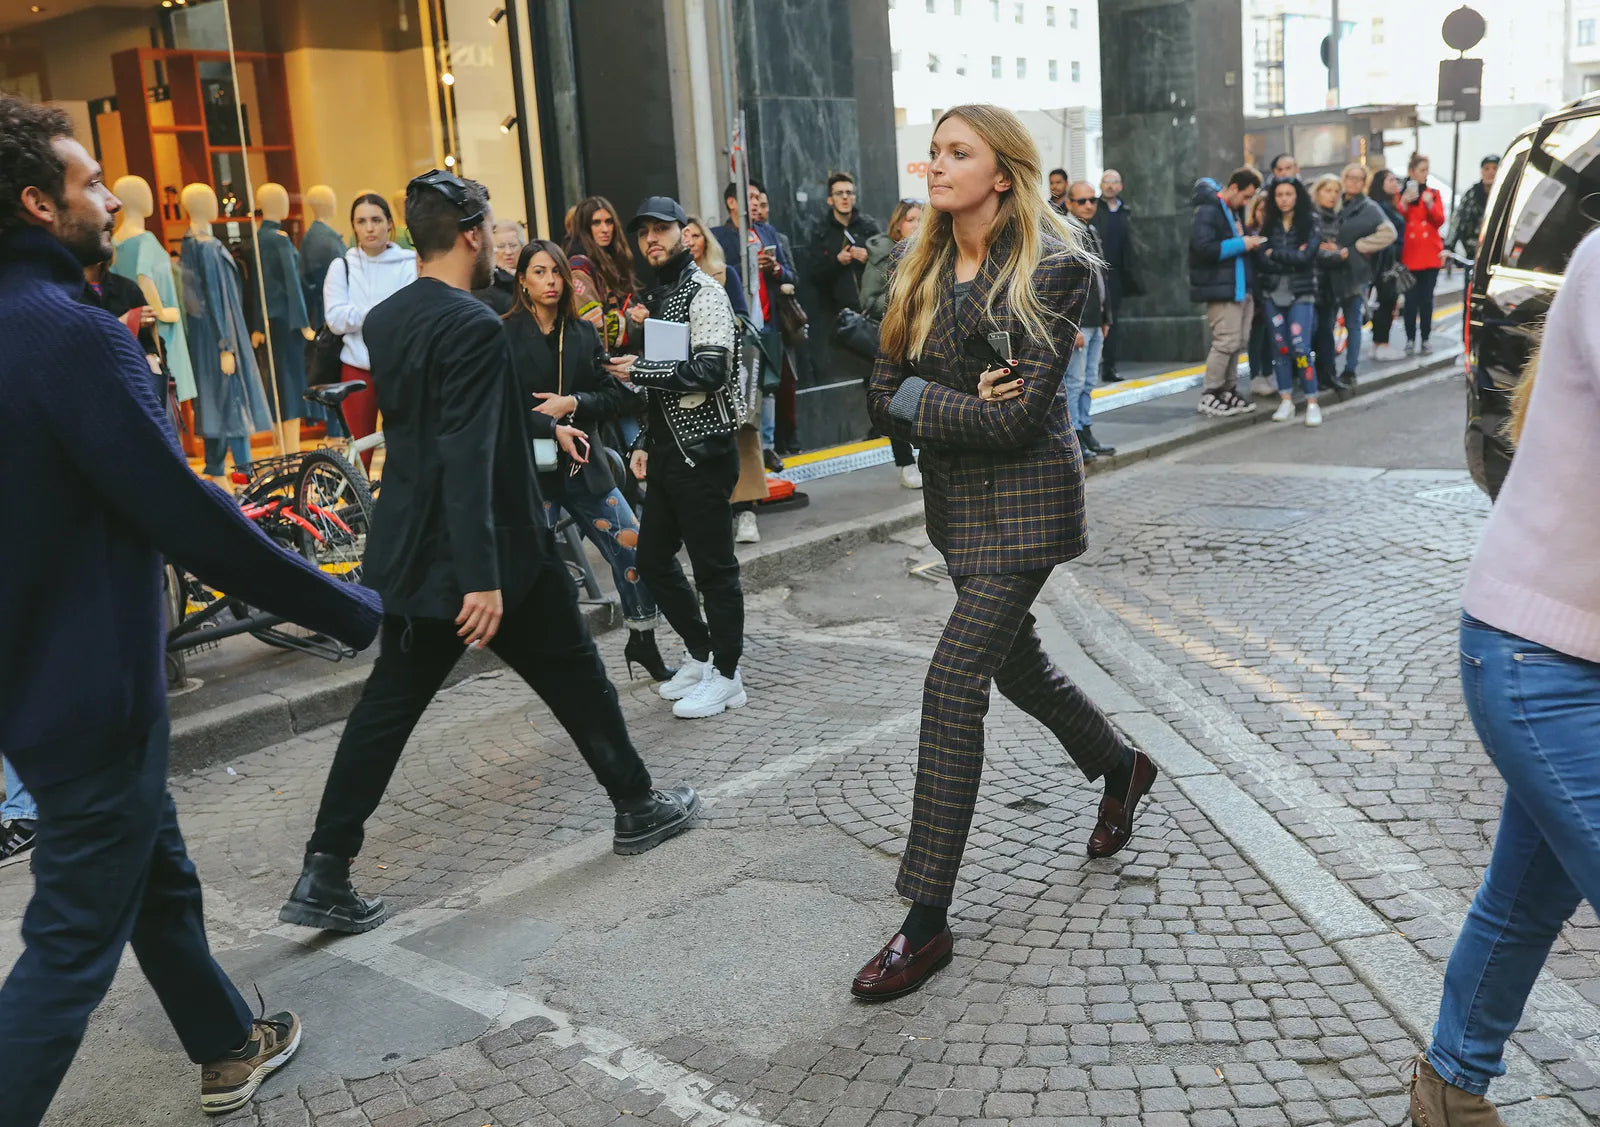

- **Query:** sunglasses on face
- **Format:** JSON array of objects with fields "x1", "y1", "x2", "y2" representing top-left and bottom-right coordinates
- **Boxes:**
[{"x1": 1070, "y1": 196, "x2": 1097, "y2": 205}]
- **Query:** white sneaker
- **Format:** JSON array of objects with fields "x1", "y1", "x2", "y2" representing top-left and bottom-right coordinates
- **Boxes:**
[
  {"x1": 658, "y1": 657, "x2": 710, "y2": 701},
  {"x1": 900, "y1": 464, "x2": 924, "y2": 490},
  {"x1": 673, "y1": 669, "x2": 748, "y2": 718},
  {"x1": 1250, "y1": 376, "x2": 1277, "y2": 398},
  {"x1": 1270, "y1": 398, "x2": 1295, "y2": 422},
  {"x1": 734, "y1": 510, "x2": 760, "y2": 544},
  {"x1": 1304, "y1": 401, "x2": 1322, "y2": 427}
]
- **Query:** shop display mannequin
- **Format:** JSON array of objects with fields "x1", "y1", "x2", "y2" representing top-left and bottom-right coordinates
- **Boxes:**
[
  {"x1": 250, "y1": 183, "x2": 316, "y2": 452},
  {"x1": 299, "y1": 184, "x2": 346, "y2": 328},
  {"x1": 111, "y1": 175, "x2": 197, "y2": 402},
  {"x1": 180, "y1": 182, "x2": 273, "y2": 480}
]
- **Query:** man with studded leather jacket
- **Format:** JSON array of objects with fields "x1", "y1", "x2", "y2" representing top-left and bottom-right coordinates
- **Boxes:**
[{"x1": 617, "y1": 196, "x2": 749, "y2": 720}]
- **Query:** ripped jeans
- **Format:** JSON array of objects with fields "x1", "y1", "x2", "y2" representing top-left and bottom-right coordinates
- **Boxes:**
[
  {"x1": 544, "y1": 482, "x2": 658, "y2": 630},
  {"x1": 1265, "y1": 297, "x2": 1317, "y2": 398}
]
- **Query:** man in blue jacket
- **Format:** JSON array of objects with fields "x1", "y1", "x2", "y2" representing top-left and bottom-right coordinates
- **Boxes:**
[
  {"x1": 1189, "y1": 168, "x2": 1265, "y2": 417},
  {"x1": 0, "y1": 95, "x2": 382, "y2": 1124}
]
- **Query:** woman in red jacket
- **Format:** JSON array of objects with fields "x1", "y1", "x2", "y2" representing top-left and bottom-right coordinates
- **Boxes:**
[{"x1": 1399, "y1": 153, "x2": 1446, "y2": 354}]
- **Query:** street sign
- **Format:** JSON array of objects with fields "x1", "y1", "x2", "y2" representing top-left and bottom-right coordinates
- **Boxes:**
[
  {"x1": 1442, "y1": 6, "x2": 1487, "y2": 52},
  {"x1": 1437, "y1": 57, "x2": 1483, "y2": 123}
]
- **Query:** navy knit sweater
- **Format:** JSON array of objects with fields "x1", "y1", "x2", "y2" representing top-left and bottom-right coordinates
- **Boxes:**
[{"x1": 0, "y1": 228, "x2": 382, "y2": 787}]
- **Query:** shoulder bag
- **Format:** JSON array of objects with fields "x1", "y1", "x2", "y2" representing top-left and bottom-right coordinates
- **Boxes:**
[
  {"x1": 307, "y1": 256, "x2": 349, "y2": 386},
  {"x1": 531, "y1": 320, "x2": 563, "y2": 471}
]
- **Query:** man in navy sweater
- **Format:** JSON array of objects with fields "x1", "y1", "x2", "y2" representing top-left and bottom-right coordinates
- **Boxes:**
[{"x1": 0, "y1": 96, "x2": 382, "y2": 1124}]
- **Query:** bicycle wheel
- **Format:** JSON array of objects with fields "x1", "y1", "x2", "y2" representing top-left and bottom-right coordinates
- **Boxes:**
[{"x1": 294, "y1": 449, "x2": 374, "y2": 583}]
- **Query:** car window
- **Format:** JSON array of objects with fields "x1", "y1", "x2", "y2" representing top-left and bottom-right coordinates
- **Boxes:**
[{"x1": 1499, "y1": 113, "x2": 1600, "y2": 274}]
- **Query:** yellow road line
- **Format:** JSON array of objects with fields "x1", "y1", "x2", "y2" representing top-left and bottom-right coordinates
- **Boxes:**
[{"x1": 782, "y1": 437, "x2": 890, "y2": 468}]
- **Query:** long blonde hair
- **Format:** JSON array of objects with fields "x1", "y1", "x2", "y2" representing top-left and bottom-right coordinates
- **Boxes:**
[
  {"x1": 685, "y1": 218, "x2": 728, "y2": 284},
  {"x1": 880, "y1": 104, "x2": 1084, "y2": 363},
  {"x1": 1507, "y1": 335, "x2": 1542, "y2": 446}
]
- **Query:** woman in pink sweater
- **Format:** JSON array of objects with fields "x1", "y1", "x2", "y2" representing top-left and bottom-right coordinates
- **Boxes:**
[{"x1": 1411, "y1": 227, "x2": 1600, "y2": 1123}]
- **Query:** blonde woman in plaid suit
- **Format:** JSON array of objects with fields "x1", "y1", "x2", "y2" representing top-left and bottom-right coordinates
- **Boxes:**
[{"x1": 851, "y1": 105, "x2": 1160, "y2": 1001}]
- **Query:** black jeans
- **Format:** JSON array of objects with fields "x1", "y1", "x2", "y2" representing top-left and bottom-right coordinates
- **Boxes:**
[
  {"x1": 892, "y1": 438, "x2": 916, "y2": 467},
  {"x1": 306, "y1": 559, "x2": 653, "y2": 858},
  {"x1": 1100, "y1": 283, "x2": 1123, "y2": 377},
  {"x1": 637, "y1": 445, "x2": 743, "y2": 677},
  {"x1": 1403, "y1": 266, "x2": 1440, "y2": 344},
  {"x1": 0, "y1": 715, "x2": 252, "y2": 1127}
]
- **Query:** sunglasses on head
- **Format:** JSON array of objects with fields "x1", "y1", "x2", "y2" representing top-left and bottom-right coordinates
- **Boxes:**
[
  {"x1": 409, "y1": 169, "x2": 487, "y2": 229},
  {"x1": 900, "y1": 197, "x2": 923, "y2": 205}
]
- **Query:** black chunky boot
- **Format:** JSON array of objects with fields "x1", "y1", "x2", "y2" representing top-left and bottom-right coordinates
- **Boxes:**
[
  {"x1": 1075, "y1": 431, "x2": 1098, "y2": 463},
  {"x1": 624, "y1": 629, "x2": 677, "y2": 682},
  {"x1": 278, "y1": 852, "x2": 387, "y2": 933},
  {"x1": 1082, "y1": 425, "x2": 1117, "y2": 456}
]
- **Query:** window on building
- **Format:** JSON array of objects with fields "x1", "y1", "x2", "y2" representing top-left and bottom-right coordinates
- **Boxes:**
[
  {"x1": 1015, "y1": 2, "x2": 1025, "y2": 23},
  {"x1": 1581, "y1": 19, "x2": 1597, "y2": 46},
  {"x1": 1048, "y1": 59, "x2": 1059, "y2": 81},
  {"x1": 927, "y1": 53, "x2": 941, "y2": 73},
  {"x1": 926, "y1": 0, "x2": 937, "y2": 12},
  {"x1": 1371, "y1": 17, "x2": 1385, "y2": 44},
  {"x1": 1587, "y1": 73, "x2": 1600, "y2": 93},
  {"x1": 1070, "y1": 6, "x2": 1078, "y2": 28},
  {"x1": 1071, "y1": 60, "x2": 1081, "y2": 82},
  {"x1": 953, "y1": 0, "x2": 963, "y2": 13},
  {"x1": 892, "y1": 51, "x2": 901, "y2": 72},
  {"x1": 956, "y1": 54, "x2": 969, "y2": 76},
  {"x1": 1016, "y1": 56, "x2": 1027, "y2": 78},
  {"x1": 932, "y1": 108, "x2": 945, "y2": 123},
  {"x1": 1045, "y1": 4, "x2": 1056, "y2": 25},
  {"x1": 991, "y1": 0, "x2": 1000, "y2": 19},
  {"x1": 991, "y1": 54, "x2": 1003, "y2": 77}
]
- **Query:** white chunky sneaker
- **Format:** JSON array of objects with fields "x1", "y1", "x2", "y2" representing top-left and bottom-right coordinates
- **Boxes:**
[
  {"x1": 734, "y1": 510, "x2": 760, "y2": 544},
  {"x1": 1250, "y1": 376, "x2": 1277, "y2": 397},
  {"x1": 1304, "y1": 401, "x2": 1322, "y2": 427},
  {"x1": 658, "y1": 657, "x2": 710, "y2": 701},
  {"x1": 1271, "y1": 398, "x2": 1295, "y2": 422},
  {"x1": 900, "y1": 464, "x2": 924, "y2": 489},
  {"x1": 673, "y1": 670, "x2": 748, "y2": 719}
]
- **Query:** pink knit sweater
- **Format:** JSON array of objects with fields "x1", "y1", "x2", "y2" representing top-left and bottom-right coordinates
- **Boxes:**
[{"x1": 1463, "y1": 228, "x2": 1600, "y2": 662}]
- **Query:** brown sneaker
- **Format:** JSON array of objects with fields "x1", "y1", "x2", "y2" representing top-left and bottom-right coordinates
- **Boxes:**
[
  {"x1": 200, "y1": 1009, "x2": 302, "y2": 1115},
  {"x1": 1410, "y1": 1053, "x2": 1506, "y2": 1126}
]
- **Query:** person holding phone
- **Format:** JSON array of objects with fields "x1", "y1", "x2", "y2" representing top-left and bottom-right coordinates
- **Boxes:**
[
  {"x1": 1399, "y1": 152, "x2": 1446, "y2": 355},
  {"x1": 502, "y1": 239, "x2": 674, "y2": 683},
  {"x1": 280, "y1": 174, "x2": 702, "y2": 936},
  {"x1": 857, "y1": 104, "x2": 1152, "y2": 1002}
]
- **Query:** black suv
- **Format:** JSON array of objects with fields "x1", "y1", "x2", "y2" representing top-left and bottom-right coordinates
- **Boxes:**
[{"x1": 1466, "y1": 94, "x2": 1600, "y2": 497}]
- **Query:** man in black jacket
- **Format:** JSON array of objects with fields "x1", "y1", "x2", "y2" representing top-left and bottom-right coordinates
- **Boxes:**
[
  {"x1": 1089, "y1": 169, "x2": 1143, "y2": 382},
  {"x1": 807, "y1": 171, "x2": 881, "y2": 313},
  {"x1": 1189, "y1": 168, "x2": 1264, "y2": 418},
  {"x1": 619, "y1": 196, "x2": 748, "y2": 721},
  {"x1": 279, "y1": 173, "x2": 700, "y2": 936}
]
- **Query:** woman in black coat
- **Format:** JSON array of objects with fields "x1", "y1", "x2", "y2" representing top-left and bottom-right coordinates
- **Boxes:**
[
  {"x1": 1255, "y1": 176, "x2": 1334, "y2": 426},
  {"x1": 503, "y1": 241, "x2": 672, "y2": 681},
  {"x1": 1367, "y1": 169, "x2": 1408, "y2": 361}
]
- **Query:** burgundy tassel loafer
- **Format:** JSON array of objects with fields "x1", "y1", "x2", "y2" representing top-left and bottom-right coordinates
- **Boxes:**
[
  {"x1": 850, "y1": 928, "x2": 954, "y2": 1001},
  {"x1": 1087, "y1": 749, "x2": 1159, "y2": 859}
]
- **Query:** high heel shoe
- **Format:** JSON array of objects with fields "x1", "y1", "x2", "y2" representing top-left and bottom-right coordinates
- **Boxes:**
[{"x1": 624, "y1": 629, "x2": 677, "y2": 682}]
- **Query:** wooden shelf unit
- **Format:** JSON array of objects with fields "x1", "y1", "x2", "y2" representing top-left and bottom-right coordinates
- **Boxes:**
[{"x1": 111, "y1": 47, "x2": 302, "y2": 250}]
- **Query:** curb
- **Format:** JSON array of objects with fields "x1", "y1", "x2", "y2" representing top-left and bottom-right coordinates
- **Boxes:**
[{"x1": 168, "y1": 351, "x2": 1453, "y2": 775}]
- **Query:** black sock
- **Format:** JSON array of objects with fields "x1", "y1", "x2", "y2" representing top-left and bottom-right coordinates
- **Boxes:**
[
  {"x1": 1102, "y1": 744, "x2": 1137, "y2": 797},
  {"x1": 899, "y1": 902, "x2": 947, "y2": 950}
]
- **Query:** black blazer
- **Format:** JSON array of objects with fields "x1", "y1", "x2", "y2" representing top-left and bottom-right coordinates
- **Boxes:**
[
  {"x1": 362, "y1": 279, "x2": 549, "y2": 620},
  {"x1": 503, "y1": 308, "x2": 632, "y2": 494}
]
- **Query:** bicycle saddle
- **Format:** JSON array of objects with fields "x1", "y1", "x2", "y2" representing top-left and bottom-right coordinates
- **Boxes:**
[{"x1": 303, "y1": 381, "x2": 367, "y2": 407}]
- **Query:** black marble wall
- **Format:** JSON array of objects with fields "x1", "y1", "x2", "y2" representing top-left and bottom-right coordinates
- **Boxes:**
[
  {"x1": 1099, "y1": 0, "x2": 1246, "y2": 361},
  {"x1": 733, "y1": 0, "x2": 897, "y2": 449}
]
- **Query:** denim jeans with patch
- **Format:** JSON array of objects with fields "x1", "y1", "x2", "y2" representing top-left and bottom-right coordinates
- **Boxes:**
[
  {"x1": 1426, "y1": 614, "x2": 1600, "y2": 1095},
  {"x1": 544, "y1": 483, "x2": 658, "y2": 630},
  {"x1": 1265, "y1": 297, "x2": 1317, "y2": 398}
]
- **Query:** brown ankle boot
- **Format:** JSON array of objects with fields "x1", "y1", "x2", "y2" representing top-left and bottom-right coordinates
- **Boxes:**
[{"x1": 1410, "y1": 1054, "x2": 1506, "y2": 1126}]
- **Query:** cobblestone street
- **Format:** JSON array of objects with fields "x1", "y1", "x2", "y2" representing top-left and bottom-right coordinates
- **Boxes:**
[{"x1": 10, "y1": 370, "x2": 1595, "y2": 1127}]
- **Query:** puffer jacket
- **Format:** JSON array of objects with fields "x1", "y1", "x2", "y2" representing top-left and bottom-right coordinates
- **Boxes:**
[
  {"x1": 1188, "y1": 178, "x2": 1255, "y2": 304},
  {"x1": 1317, "y1": 196, "x2": 1396, "y2": 300},
  {"x1": 629, "y1": 248, "x2": 742, "y2": 464},
  {"x1": 1254, "y1": 213, "x2": 1327, "y2": 302}
]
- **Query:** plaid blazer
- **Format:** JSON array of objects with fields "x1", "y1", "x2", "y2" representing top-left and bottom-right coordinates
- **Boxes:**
[{"x1": 867, "y1": 229, "x2": 1093, "y2": 577}]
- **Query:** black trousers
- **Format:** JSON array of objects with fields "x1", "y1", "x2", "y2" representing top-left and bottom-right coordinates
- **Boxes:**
[
  {"x1": 636, "y1": 445, "x2": 744, "y2": 677},
  {"x1": 306, "y1": 560, "x2": 653, "y2": 858},
  {"x1": 1100, "y1": 283, "x2": 1124, "y2": 378},
  {"x1": 0, "y1": 716, "x2": 251, "y2": 1127}
]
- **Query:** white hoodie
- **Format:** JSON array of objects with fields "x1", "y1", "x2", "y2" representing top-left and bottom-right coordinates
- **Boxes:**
[{"x1": 323, "y1": 243, "x2": 418, "y2": 370}]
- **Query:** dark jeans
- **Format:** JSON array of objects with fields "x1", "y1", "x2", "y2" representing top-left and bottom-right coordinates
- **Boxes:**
[
  {"x1": 1314, "y1": 293, "x2": 1366, "y2": 385},
  {"x1": 306, "y1": 560, "x2": 653, "y2": 858},
  {"x1": 0, "y1": 715, "x2": 252, "y2": 1127},
  {"x1": 1402, "y1": 267, "x2": 1440, "y2": 343},
  {"x1": 637, "y1": 445, "x2": 743, "y2": 677},
  {"x1": 1100, "y1": 285, "x2": 1123, "y2": 378},
  {"x1": 1247, "y1": 297, "x2": 1271, "y2": 383},
  {"x1": 1371, "y1": 283, "x2": 1399, "y2": 345}
]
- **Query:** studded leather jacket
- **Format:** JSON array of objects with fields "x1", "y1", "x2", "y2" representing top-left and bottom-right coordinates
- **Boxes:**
[{"x1": 629, "y1": 249, "x2": 743, "y2": 465}]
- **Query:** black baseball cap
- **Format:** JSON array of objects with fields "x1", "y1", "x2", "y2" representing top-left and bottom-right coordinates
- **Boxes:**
[
  {"x1": 628, "y1": 196, "x2": 688, "y2": 233},
  {"x1": 1481, "y1": 153, "x2": 1501, "y2": 166}
]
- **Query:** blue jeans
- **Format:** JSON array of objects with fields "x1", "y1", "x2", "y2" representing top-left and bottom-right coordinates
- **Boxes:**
[
  {"x1": 0, "y1": 715, "x2": 252, "y2": 1126},
  {"x1": 1427, "y1": 615, "x2": 1600, "y2": 1096},
  {"x1": 1064, "y1": 325, "x2": 1104, "y2": 430},
  {"x1": 544, "y1": 483, "x2": 658, "y2": 630},
  {"x1": 1313, "y1": 294, "x2": 1365, "y2": 386},
  {"x1": 761, "y1": 393, "x2": 776, "y2": 448},
  {"x1": 1265, "y1": 298, "x2": 1317, "y2": 398},
  {"x1": 201, "y1": 435, "x2": 252, "y2": 476},
  {"x1": 2, "y1": 756, "x2": 35, "y2": 822}
]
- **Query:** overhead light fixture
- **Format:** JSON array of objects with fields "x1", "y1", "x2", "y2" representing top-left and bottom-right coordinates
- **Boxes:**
[
  {"x1": 444, "y1": 154, "x2": 456, "y2": 168},
  {"x1": 161, "y1": 0, "x2": 172, "y2": 6},
  {"x1": 500, "y1": 114, "x2": 518, "y2": 134},
  {"x1": 29, "y1": 5, "x2": 44, "y2": 14},
  {"x1": 489, "y1": 8, "x2": 506, "y2": 24},
  {"x1": 440, "y1": 71, "x2": 455, "y2": 86}
]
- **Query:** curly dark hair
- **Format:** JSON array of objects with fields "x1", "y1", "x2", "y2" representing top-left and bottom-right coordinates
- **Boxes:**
[{"x1": 0, "y1": 94, "x2": 73, "y2": 240}]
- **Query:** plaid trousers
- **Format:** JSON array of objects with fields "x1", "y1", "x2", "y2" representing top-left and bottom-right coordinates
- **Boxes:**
[{"x1": 896, "y1": 569, "x2": 1126, "y2": 907}]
